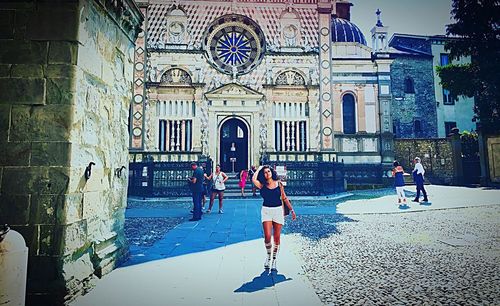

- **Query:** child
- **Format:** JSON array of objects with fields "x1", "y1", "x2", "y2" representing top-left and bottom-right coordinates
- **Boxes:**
[{"x1": 392, "y1": 161, "x2": 407, "y2": 205}]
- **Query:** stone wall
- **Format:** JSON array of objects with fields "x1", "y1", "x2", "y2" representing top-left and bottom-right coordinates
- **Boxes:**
[
  {"x1": 486, "y1": 136, "x2": 500, "y2": 184},
  {"x1": 394, "y1": 138, "x2": 455, "y2": 184},
  {"x1": 0, "y1": 1, "x2": 142, "y2": 305},
  {"x1": 391, "y1": 55, "x2": 438, "y2": 139}
]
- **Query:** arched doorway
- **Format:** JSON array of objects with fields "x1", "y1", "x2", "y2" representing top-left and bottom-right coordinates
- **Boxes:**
[{"x1": 219, "y1": 118, "x2": 248, "y2": 173}]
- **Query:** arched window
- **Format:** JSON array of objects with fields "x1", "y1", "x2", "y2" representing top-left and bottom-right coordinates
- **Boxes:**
[
  {"x1": 414, "y1": 119, "x2": 422, "y2": 136},
  {"x1": 404, "y1": 77, "x2": 415, "y2": 93},
  {"x1": 342, "y1": 94, "x2": 356, "y2": 134}
]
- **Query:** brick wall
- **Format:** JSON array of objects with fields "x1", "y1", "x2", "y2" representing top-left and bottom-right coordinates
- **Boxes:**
[{"x1": 394, "y1": 138, "x2": 455, "y2": 184}]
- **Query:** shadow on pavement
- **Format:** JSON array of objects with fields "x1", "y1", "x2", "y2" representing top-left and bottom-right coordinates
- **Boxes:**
[
  {"x1": 284, "y1": 214, "x2": 356, "y2": 241},
  {"x1": 234, "y1": 270, "x2": 292, "y2": 293}
]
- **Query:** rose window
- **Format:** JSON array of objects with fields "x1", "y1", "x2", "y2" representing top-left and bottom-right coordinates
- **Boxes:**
[{"x1": 204, "y1": 15, "x2": 266, "y2": 75}]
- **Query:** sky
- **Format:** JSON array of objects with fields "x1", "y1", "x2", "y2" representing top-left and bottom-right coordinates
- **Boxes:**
[{"x1": 349, "y1": 0, "x2": 454, "y2": 40}]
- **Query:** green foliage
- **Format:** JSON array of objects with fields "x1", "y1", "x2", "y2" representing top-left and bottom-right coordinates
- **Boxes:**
[
  {"x1": 460, "y1": 130, "x2": 479, "y2": 158},
  {"x1": 436, "y1": 64, "x2": 476, "y2": 98},
  {"x1": 437, "y1": 0, "x2": 500, "y2": 133}
]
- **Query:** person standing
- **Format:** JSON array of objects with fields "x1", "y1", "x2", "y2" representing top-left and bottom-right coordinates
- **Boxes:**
[
  {"x1": 252, "y1": 165, "x2": 296, "y2": 271},
  {"x1": 205, "y1": 164, "x2": 228, "y2": 214},
  {"x1": 392, "y1": 161, "x2": 407, "y2": 205},
  {"x1": 412, "y1": 157, "x2": 429, "y2": 203},
  {"x1": 188, "y1": 162, "x2": 204, "y2": 221},
  {"x1": 239, "y1": 169, "x2": 248, "y2": 197}
]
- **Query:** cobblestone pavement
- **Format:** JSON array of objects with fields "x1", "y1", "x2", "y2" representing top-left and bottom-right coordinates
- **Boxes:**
[
  {"x1": 125, "y1": 217, "x2": 185, "y2": 248},
  {"x1": 292, "y1": 206, "x2": 500, "y2": 306}
]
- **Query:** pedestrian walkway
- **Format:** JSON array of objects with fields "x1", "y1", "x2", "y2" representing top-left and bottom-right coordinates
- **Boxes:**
[
  {"x1": 337, "y1": 185, "x2": 500, "y2": 215},
  {"x1": 72, "y1": 185, "x2": 500, "y2": 306},
  {"x1": 72, "y1": 198, "x2": 323, "y2": 306}
]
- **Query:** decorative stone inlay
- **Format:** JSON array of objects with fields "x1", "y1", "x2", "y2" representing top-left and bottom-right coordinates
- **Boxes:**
[
  {"x1": 275, "y1": 71, "x2": 305, "y2": 86},
  {"x1": 133, "y1": 127, "x2": 142, "y2": 137},
  {"x1": 322, "y1": 92, "x2": 331, "y2": 101},
  {"x1": 135, "y1": 63, "x2": 144, "y2": 71},
  {"x1": 321, "y1": 60, "x2": 330, "y2": 69},
  {"x1": 136, "y1": 47, "x2": 144, "y2": 55},
  {"x1": 135, "y1": 78, "x2": 143, "y2": 86},
  {"x1": 320, "y1": 27, "x2": 330, "y2": 36},
  {"x1": 322, "y1": 127, "x2": 333, "y2": 136},
  {"x1": 321, "y1": 43, "x2": 329, "y2": 52},
  {"x1": 322, "y1": 109, "x2": 332, "y2": 118},
  {"x1": 134, "y1": 94, "x2": 143, "y2": 104},
  {"x1": 160, "y1": 68, "x2": 192, "y2": 85},
  {"x1": 133, "y1": 111, "x2": 142, "y2": 120},
  {"x1": 322, "y1": 76, "x2": 330, "y2": 85}
]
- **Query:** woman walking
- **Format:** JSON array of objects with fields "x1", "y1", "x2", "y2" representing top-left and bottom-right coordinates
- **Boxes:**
[
  {"x1": 239, "y1": 169, "x2": 249, "y2": 197},
  {"x1": 252, "y1": 165, "x2": 296, "y2": 271},
  {"x1": 205, "y1": 164, "x2": 228, "y2": 214}
]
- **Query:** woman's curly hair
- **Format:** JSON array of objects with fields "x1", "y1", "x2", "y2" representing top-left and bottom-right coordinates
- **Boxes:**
[{"x1": 257, "y1": 165, "x2": 278, "y2": 185}]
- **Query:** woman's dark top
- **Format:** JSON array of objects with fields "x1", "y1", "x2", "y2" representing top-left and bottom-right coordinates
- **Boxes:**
[{"x1": 260, "y1": 183, "x2": 281, "y2": 207}]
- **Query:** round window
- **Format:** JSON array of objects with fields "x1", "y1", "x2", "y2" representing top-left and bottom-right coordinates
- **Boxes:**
[{"x1": 203, "y1": 15, "x2": 266, "y2": 76}]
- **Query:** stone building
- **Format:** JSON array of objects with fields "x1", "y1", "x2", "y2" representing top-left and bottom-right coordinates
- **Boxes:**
[
  {"x1": 389, "y1": 33, "x2": 476, "y2": 139},
  {"x1": 0, "y1": 1, "x2": 142, "y2": 304},
  {"x1": 131, "y1": 0, "x2": 394, "y2": 180}
]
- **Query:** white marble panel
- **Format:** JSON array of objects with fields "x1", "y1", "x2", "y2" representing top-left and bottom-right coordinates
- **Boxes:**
[
  {"x1": 363, "y1": 138, "x2": 378, "y2": 152},
  {"x1": 342, "y1": 138, "x2": 358, "y2": 152},
  {"x1": 365, "y1": 105, "x2": 377, "y2": 133}
]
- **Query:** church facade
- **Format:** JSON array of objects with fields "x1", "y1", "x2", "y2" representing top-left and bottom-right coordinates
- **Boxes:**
[{"x1": 131, "y1": 0, "x2": 394, "y2": 176}]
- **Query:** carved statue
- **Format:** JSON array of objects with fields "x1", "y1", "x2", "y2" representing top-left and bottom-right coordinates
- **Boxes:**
[
  {"x1": 197, "y1": 67, "x2": 205, "y2": 83},
  {"x1": 309, "y1": 67, "x2": 319, "y2": 85},
  {"x1": 283, "y1": 25, "x2": 297, "y2": 47},
  {"x1": 266, "y1": 67, "x2": 273, "y2": 84}
]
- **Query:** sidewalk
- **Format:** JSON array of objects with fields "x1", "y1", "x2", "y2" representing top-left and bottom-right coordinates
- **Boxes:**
[
  {"x1": 72, "y1": 198, "x2": 322, "y2": 306},
  {"x1": 72, "y1": 185, "x2": 500, "y2": 306},
  {"x1": 337, "y1": 185, "x2": 500, "y2": 215}
]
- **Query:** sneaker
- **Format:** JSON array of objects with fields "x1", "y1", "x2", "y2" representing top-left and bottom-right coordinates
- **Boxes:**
[
  {"x1": 188, "y1": 218, "x2": 201, "y2": 222},
  {"x1": 271, "y1": 260, "x2": 277, "y2": 271},
  {"x1": 206, "y1": 209, "x2": 211, "y2": 214},
  {"x1": 264, "y1": 257, "x2": 270, "y2": 269},
  {"x1": 398, "y1": 199, "x2": 401, "y2": 204},
  {"x1": 411, "y1": 199, "x2": 419, "y2": 203},
  {"x1": 219, "y1": 209, "x2": 224, "y2": 214}
]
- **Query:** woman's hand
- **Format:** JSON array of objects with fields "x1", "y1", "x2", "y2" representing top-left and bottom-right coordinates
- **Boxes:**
[{"x1": 291, "y1": 210, "x2": 297, "y2": 221}]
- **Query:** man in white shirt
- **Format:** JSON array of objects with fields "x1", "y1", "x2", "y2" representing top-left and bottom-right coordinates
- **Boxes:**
[{"x1": 412, "y1": 157, "x2": 429, "y2": 202}]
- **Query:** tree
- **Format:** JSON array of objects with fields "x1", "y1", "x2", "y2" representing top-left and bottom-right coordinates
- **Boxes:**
[{"x1": 437, "y1": 0, "x2": 500, "y2": 133}]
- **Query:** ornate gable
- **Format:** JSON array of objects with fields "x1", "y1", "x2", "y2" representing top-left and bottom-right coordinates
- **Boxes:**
[{"x1": 205, "y1": 83, "x2": 264, "y2": 100}]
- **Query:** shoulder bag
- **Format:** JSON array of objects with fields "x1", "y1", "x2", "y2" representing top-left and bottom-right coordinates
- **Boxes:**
[{"x1": 279, "y1": 182, "x2": 291, "y2": 216}]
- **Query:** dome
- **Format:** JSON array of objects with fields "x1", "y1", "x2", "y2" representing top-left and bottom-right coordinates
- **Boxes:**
[{"x1": 331, "y1": 18, "x2": 367, "y2": 45}]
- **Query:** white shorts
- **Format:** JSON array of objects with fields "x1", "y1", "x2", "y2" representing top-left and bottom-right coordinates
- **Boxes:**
[{"x1": 261, "y1": 206, "x2": 285, "y2": 225}]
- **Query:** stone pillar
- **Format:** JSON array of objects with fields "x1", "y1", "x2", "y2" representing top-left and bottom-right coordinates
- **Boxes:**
[
  {"x1": 0, "y1": 1, "x2": 143, "y2": 305},
  {"x1": 477, "y1": 129, "x2": 491, "y2": 186},
  {"x1": 374, "y1": 57, "x2": 394, "y2": 165},
  {"x1": 449, "y1": 130, "x2": 464, "y2": 185},
  {"x1": 317, "y1": 0, "x2": 334, "y2": 151}
]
